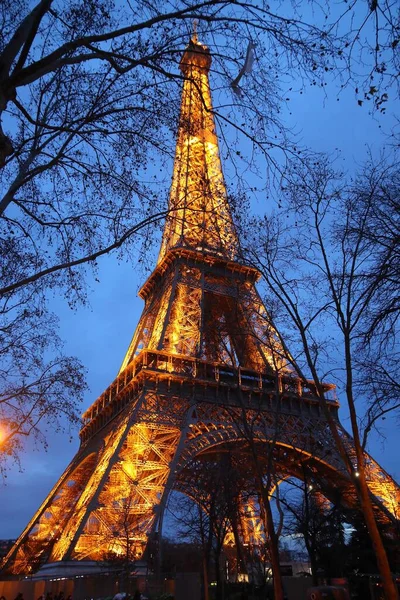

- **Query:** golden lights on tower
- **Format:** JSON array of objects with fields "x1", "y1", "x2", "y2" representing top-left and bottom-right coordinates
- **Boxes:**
[{"x1": 158, "y1": 35, "x2": 238, "y2": 263}]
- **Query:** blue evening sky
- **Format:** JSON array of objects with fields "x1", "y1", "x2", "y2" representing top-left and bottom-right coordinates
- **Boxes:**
[{"x1": 1, "y1": 25, "x2": 399, "y2": 539}]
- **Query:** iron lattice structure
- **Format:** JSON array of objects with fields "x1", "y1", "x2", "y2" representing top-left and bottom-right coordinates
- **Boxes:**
[{"x1": 3, "y1": 36, "x2": 399, "y2": 577}]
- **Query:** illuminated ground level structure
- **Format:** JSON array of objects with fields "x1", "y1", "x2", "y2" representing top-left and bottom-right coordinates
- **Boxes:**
[{"x1": 2, "y1": 35, "x2": 399, "y2": 578}]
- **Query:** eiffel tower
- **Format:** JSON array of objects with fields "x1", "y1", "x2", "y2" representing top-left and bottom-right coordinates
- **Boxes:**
[{"x1": 3, "y1": 35, "x2": 399, "y2": 578}]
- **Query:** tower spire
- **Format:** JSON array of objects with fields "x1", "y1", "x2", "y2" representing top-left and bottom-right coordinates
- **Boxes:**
[
  {"x1": 192, "y1": 18, "x2": 198, "y2": 43},
  {"x1": 158, "y1": 36, "x2": 237, "y2": 263}
]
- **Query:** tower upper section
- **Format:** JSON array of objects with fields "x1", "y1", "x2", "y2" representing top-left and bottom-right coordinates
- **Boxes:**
[{"x1": 158, "y1": 36, "x2": 238, "y2": 263}]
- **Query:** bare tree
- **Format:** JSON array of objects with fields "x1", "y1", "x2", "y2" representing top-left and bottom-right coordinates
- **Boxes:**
[
  {"x1": 172, "y1": 453, "x2": 251, "y2": 599},
  {"x1": 346, "y1": 160, "x2": 400, "y2": 447},
  {"x1": 221, "y1": 390, "x2": 285, "y2": 599},
  {"x1": 101, "y1": 492, "x2": 142, "y2": 591},
  {"x1": 278, "y1": 478, "x2": 347, "y2": 584},
  {"x1": 167, "y1": 488, "x2": 226, "y2": 599},
  {"x1": 0, "y1": 282, "x2": 86, "y2": 476},
  {"x1": 238, "y1": 154, "x2": 400, "y2": 599}
]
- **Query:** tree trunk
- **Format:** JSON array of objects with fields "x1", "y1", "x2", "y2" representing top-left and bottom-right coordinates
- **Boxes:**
[
  {"x1": 304, "y1": 535, "x2": 318, "y2": 586},
  {"x1": 202, "y1": 554, "x2": 210, "y2": 600},
  {"x1": 260, "y1": 488, "x2": 285, "y2": 600},
  {"x1": 356, "y1": 464, "x2": 398, "y2": 599},
  {"x1": 344, "y1": 337, "x2": 399, "y2": 600},
  {"x1": 231, "y1": 516, "x2": 248, "y2": 580},
  {"x1": 302, "y1": 477, "x2": 319, "y2": 586},
  {"x1": 215, "y1": 549, "x2": 222, "y2": 600},
  {"x1": 236, "y1": 399, "x2": 285, "y2": 599}
]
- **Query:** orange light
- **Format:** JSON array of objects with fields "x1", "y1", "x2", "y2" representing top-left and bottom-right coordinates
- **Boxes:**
[{"x1": 0, "y1": 424, "x2": 8, "y2": 446}]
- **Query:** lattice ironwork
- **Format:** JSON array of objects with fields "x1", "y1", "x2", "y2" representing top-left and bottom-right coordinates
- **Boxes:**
[
  {"x1": 158, "y1": 38, "x2": 237, "y2": 263},
  {"x1": 2, "y1": 35, "x2": 399, "y2": 578}
]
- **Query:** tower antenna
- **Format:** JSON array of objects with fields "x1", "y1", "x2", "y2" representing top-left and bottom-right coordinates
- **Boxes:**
[{"x1": 192, "y1": 18, "x2": 198, "y2": 42}]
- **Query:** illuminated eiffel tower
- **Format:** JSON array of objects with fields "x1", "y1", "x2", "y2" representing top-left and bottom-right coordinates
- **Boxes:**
[{"x1": 3, "y1": 35, "x2": 399, "y2": 578}]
